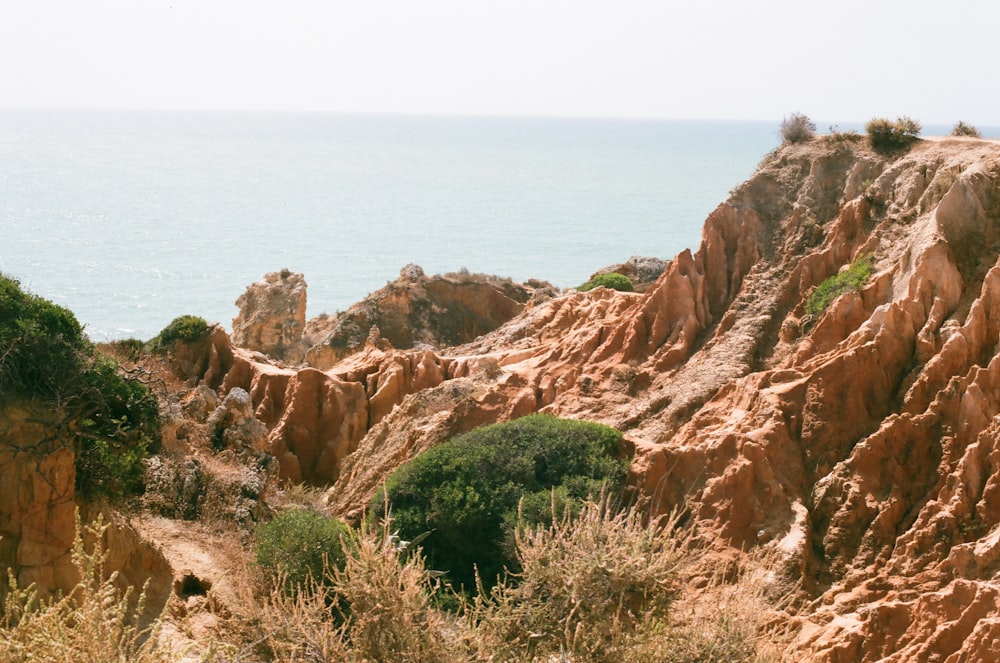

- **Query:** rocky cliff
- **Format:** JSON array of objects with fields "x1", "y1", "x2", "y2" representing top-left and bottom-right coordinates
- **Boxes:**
[
  {"x1": 7, "y1": 134, "x2": 1000, "y2": 660},
  {"x1": 303, "y1": 264, "x2": 557, "y2": 368},
  {"x1": 231, "y1": 269, "x2": 307, "y2": 362},
  {"x1": 200, "y1": 134, "x2": 1000, "y2": 660}
]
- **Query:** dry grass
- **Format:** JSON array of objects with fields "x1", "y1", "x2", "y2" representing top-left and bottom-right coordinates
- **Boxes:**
[
  {"x1": 227, "y1": 518, "x2": 463, "y2": 663},
  {"x1": 0, "y1": 515, "x2": 178, "y2": 662},
  {"x1": 6, "y1": 500, "x2": 793, "y2": 661},
  {"x1": 463, "y1": 498, "x2": 690, "y2": 662},
  {"x1": 210, "y1": 496, "x2": 794, "y2": 662}
]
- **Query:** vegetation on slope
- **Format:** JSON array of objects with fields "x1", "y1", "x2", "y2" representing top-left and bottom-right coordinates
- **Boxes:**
[
  {"x1": 577, "y1": 272, "x2": 635, "y2": 292},
  {"x1": 0, "y1": 517, "x2": 173, "y2": 663},
  {"x1": 239, "y1": 496, "x2": 785, "y2": 662},
  {"x1": 254, "y1": 509, "x2": 352, "y2": 596},
  {"x1": 370, "y1": 414, "x2": 630, "y2": 592},
  {"x1": 0, "y1": 273, "x2": 159, "y2": 498},
  {"x1": 806, "y1": 255, "x2": 873, "y2": 315}
]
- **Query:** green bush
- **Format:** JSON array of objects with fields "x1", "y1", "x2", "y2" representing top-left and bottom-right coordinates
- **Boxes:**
[
  {"x1": 780, "y1": 113, "x2": 816, "y2": 144},
  {"x1": 0, "y1": 273, "x2": 88, "y2": 398},
  {"x1": 370, "y1": 414, "x2": 630, "y2": 592},
  {"x1": 151, "y1": 314, "x2": 210, "y2": 347},
  {"x1": 74, "y1": 356, "x2": 160, "y2": 498},
  {"x1": 952, "y1": 121, "x2": 982, "y2": 138},
  {"x1": 0, "y1": 273, "x2": 159, "y2": 499},
  {"x1": 577, "y1": 272, "x2": 635, "y2": 293},
  {"x1": 255, "y1": 509, "x2": 352, "y2": 595},
  {"x1": 806, "y1": 255, "x2": 873, "y2": 315},
  {"x1": 866, "y1": 116, "x2": 921, "y2": 152}
]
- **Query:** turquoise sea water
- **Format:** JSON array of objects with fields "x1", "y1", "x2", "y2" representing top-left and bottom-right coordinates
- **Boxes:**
[{"x1": 0, "y1": 111, "x2": 784, "y2": 340}]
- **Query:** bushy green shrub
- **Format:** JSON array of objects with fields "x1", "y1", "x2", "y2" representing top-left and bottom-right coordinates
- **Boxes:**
[
  {"x1": 104, "y1": 338, "x2": 145, "y2": 361},
  {"x1": 74, "y1": 356, "x2": 160, "y2": 498},
  {"x1": 806, "y1": 255, "x2": 873, "y2": 315},
  {"x1": 780, "y1": 113, "x2": 816, "y2": 144},
  {"x1": 370, "y1": 414, "x2": 630, "y2": 592},
  {"x1": 866, "y1": 116, "x2": 921, "y2": 152},
  {"x1": 952, "y1": 121, "x2": 982, "y2": 138},
  {"x1": 152, "y1": 314, "x2": 210, "y2": 347},
  {"x1": 0, "y1": 273, "x2": 88, "y2": 398},
  {"x1": 0, "y1": 274, "x2": 159, "y2": 499},
  {"x1": 255, "y1": 509, "x2": 352, "y2": 595},
  {"x1": 577, "y1": 272, "x2": 635, "y2": 292}
]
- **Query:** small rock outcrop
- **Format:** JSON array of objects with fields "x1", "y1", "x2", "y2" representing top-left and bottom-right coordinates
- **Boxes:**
[
  {"x1": 303, "y1": 265, "x2": 556, "y2": 368},
  {"x1": 206, "y1": 387, "x2": 268, "y2": 453},
  {"x1": 231, "y1": 269, "x2": 307, "y2": 361}
]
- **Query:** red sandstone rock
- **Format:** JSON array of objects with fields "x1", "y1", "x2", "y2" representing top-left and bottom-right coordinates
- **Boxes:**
[{"x1": 231, "y1": 269, "x2": 308, "y2": 361}]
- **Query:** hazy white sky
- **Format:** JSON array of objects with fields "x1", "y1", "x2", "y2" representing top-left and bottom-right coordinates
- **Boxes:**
[{"x1": 2, "y1": 0, "x2": 998, "y2": 124}]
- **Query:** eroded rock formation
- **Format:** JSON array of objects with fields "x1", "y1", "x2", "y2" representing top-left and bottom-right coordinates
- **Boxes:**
[
  {"x1": 302, "y1": 264, "x2": 557, "y2": 367},
  {"x1": 231, "y1": 269, "x2": 307, "y2": 361},
  {"x1": 11, "y1": 135, "x2": 999, "y2": 659},
  {"x1": 179, "y1": 136, "x2": 1000, "y2": 660}
]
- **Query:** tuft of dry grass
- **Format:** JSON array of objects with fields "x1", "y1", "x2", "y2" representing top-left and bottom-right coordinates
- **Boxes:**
[
  {"x1": 0, "y1": 515, "x2": 178, "y2": 663},
  {"x1": 463, "y1": 497, "x2": 692, "y2": 662},
  {"x1": 209, "y1": 495, "x2": 795, "y2": 662},
  {"x1": 230, "y1": 518, "x2": 463, "y2": 663},
  {"x1": 627, "y1": 548, "x2": 797, "y2": 663},
  {"x1": 331, "y1": 519, "x2": 464, "y2": 662}
]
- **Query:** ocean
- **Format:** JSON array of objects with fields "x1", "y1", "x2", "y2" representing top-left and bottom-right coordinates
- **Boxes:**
[{"x1": 2, "y1": 111, "x2": 782, "y2": 341}]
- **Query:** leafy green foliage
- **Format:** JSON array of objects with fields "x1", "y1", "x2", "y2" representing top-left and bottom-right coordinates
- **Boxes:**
[
  {"x1": 952, "y1": 121, "x2": 982, "y2": 138},
  {"x1": 151, "y1": 314, "x2": 210, "y2": 347},
  {"x1": 577, "y1": 272, "x2": 635, "y2": 293},
  {"x1": 0, "y1": 273, "x2": 159, "y2": 499},
  {"x1": 0, "y1": 273, "x2": 89, "y2": 398},
  {"x1": 866, "y1": 116, "x2": 921, "y2": 152},
  {"x1": 371, "y1": 414, "x2": 630, "y2": 592},
  {"x1": 780, "y1": 113, "x2": 816, "y2": 144},
  {"x1": 255, "y1": 509, "x2": 352, "y2": 595},
  {"x1": 806, "y1": 255, "x2": 874, "y2": 315},
  {"x1": 74, "y1": 356, "x2": 160, "y2": 498}
]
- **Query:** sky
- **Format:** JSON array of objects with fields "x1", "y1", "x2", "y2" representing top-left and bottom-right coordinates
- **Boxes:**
[{"x1": 2, "y1": 0, "x2": 999, "y2": 125}]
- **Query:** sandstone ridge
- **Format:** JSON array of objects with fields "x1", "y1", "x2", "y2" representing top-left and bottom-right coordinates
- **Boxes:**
[
  {"x1": 231, "y1": 264, "x2": 557, "y2": 367},
  {"x1": 202, "y1": 136, "x2": 1000, "y2": 660}
]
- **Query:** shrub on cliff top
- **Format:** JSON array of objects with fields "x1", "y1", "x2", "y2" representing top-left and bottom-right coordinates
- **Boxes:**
[
  {"x1": 0, "y1": 273, "x2": 159, "y2": 499},
  {"x1": 866, "y1": 116, "x2": 921, "y2": 152},
  {"x1": 369, "y1": 414, "x2": 630, "y2": 593},
  {"x1": 151, "y1": 314, "x2": 210, "y2": 347},
  {"x1": 577, "y1": 272, "x2": 635, "y2": 293},
  {"x1": 780, "y1": 113, "x2": 816, "y2": 144},
  {"x1": 0, "y1": 273, "x2": 88, "y2": 398},
  {"x1": 952, "y1": 121, "x2": 982, "y2": 138},
  {"x1": 806, "y1": 255, "x2": 873, "y2": 315}
]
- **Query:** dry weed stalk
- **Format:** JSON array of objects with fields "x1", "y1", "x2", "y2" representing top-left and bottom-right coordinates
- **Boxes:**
[
  {"x1": 0, "y1": 515, "x2": 177, "y2": 663},
  {"x1": 231, "y1": 518, "x2": 462, "y2": 663},
  {"x1": 331, "y1": 518, "x2": 463, "y2": 662}
]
